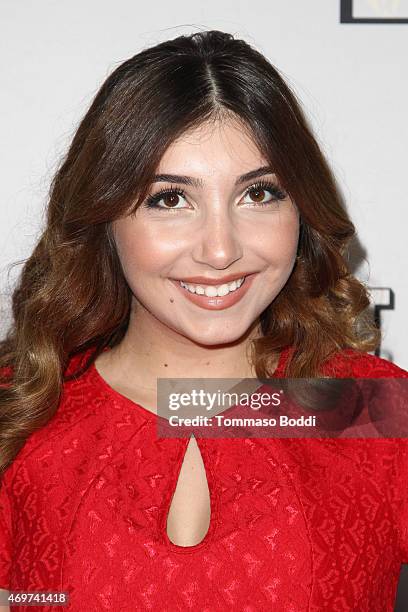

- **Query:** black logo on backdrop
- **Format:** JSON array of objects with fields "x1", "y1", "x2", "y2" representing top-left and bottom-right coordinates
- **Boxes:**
[{"x1": 368, "y1": 287, "x2": 395, "y2": 358}]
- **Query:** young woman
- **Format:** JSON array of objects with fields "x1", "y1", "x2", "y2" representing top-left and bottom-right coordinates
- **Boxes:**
[{"x1": 0, "y1": 30, "x2": 407, "y2": 611}]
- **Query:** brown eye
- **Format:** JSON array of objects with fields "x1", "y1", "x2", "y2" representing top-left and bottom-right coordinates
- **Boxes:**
[
  {"x1": 249, "y1": 187, "x2": 266, "y2": 203},
  {"x1": 144, "y1": 186, "x2": 188, "y2": 211},
  {"x1": 163, "y1": 193, "x2": 181, "y2": 208},
  {"x1": 242, "y1": 180, "x2": 287, "y2": 207}
]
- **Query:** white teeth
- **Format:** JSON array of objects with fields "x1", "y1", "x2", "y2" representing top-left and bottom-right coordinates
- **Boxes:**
[
  {"x1": 179, "y1": 277, "x2": 245, "y2": 297},
  {"x1": 217, "y1": 284, "x2": 230, "y2": 297},
  {"x1": 204, "y1": 285, "x2": 218, "y2": 297}
]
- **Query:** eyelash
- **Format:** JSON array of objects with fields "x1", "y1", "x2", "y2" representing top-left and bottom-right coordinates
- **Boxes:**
[{"x1": 143, "y1": 179, "x2": 287, "y2": 212}]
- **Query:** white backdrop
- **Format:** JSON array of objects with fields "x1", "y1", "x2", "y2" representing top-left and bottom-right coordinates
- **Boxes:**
[{"x1": 1, "y1": 0, "x2": 407, "y2": 368}]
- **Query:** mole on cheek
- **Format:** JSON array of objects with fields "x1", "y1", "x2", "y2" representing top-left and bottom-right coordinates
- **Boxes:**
[{"x1": 170, "y1": 298, "x2": 174, "y2": 303}]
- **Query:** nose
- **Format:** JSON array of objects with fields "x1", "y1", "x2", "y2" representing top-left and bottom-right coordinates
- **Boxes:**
[{"x1": 190, "y1": 207, "x2": 243, "y2": 270}]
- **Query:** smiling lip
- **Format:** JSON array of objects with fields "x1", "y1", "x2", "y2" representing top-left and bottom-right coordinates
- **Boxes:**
[
  {"x1": 170, "y1": 272, "x2": 258, "y2": 311},
  {"x1": 173, "y1": 272, "x2": 254, "y2": 286}
]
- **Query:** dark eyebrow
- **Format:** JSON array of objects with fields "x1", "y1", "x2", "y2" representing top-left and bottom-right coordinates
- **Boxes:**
[{"x1": 152, "y1": 166, "x2": 275, "y2": 188}]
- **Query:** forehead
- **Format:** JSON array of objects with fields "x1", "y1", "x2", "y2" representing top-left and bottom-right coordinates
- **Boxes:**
[{"x1": 156, "y1": 117, "x2": 269, "y2": 176}]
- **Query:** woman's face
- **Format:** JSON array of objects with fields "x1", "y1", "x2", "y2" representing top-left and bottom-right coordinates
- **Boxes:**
[{"x1": 112, "y1": 117, "x2": 300, "y2": 346}]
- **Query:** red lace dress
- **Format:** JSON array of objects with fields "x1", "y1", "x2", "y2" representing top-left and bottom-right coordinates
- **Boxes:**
[{"x1": 1, "y1": 345, "x2": 408, "y2": 611}]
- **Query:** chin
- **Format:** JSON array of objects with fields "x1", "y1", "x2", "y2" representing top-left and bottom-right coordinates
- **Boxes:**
[{"x1": 181, "y1": 324, "x2": 250, "y2": 347}]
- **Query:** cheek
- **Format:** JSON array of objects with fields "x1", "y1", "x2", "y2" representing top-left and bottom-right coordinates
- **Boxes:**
[
  {"x1": 114, "y1": 221, "x2": 181, "y2": 276},
  {"x1": 251, "y1": 214, "x2": 300, "y2": 263}
]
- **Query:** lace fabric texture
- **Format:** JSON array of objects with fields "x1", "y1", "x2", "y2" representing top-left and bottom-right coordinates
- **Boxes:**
[{"x1": 0, "y1": 346, "x2": 408, "y2": 611}]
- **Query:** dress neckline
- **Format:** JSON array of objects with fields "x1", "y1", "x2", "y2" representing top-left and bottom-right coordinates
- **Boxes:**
[{"x1": 88, "y1": 344, "x2": 291, "y2": 421}]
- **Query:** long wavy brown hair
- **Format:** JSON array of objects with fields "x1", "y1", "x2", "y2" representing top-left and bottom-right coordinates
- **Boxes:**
[{"x1": 0, "y1": 29, "x2": 380, "y2": 477}]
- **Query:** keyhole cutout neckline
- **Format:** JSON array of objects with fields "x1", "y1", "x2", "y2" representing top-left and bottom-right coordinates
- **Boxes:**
[
  {"x1": 89, "y1": 344, "x2": 290, "y2": 550},
  {"x1": 163, "y1": 433, "x2": 214, "y2": 550}
]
